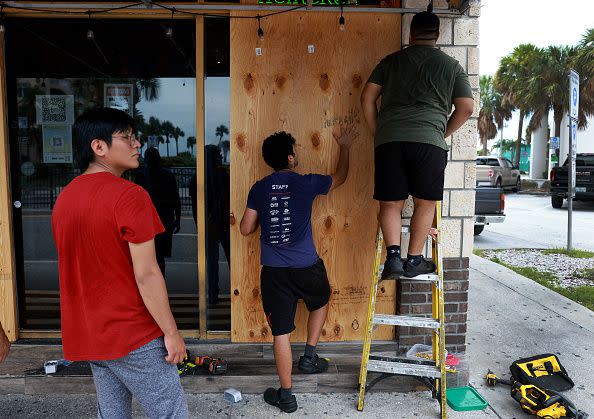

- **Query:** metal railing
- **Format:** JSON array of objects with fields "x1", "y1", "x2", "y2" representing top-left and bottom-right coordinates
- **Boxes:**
[{"x1": 19, "y1": 166, "x2": 197, "y2": 215}]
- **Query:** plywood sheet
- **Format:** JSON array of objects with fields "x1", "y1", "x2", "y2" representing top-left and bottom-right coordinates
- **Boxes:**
[
  {"x1": 0, "y1": 32, "x2": 18, "y2": 341},
  {"x1": 230, "y1": 12, "x2": 401, "y2": 342}
]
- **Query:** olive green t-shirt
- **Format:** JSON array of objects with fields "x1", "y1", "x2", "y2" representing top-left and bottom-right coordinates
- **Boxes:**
[{"x1": 368, "y1": 45, "x2": 473, "y2": 151}]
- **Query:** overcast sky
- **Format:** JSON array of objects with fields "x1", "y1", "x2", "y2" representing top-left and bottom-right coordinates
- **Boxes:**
[
  {"x1": 480, "y1": 0, "x2": 593, "y2": 140},
  {"x1": 136, "y1": 77, "x2": 230, "y2": 156},
  {"x1": 136, "y1": 2, "x2": 594, "y2": 152}
]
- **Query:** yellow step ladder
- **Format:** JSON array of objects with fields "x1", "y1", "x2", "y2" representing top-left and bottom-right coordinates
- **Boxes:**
[{"x1": 357, "y1": 202, "x2": 447, "y2": 418}]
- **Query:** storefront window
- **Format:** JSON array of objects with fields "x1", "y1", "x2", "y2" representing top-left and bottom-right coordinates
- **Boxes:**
[
  {"x1": 6, "y1": 19, "x2": 199, "y2": 331},
  {"x1": 204, "y1": 17, "x2": 231, "y2": 331}
]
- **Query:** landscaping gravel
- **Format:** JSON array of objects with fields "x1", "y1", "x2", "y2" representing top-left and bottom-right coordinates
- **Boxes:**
[{"x1": 482, "y1": 249, "x2": 594, "y2": 288}]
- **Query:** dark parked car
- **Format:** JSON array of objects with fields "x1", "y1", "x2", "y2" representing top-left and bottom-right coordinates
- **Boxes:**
[
  {"x1": 474, "y1": 187, "x2": 505, "y2": 235},
  {"x1": 550, "y1": 153, "x2": 594, "y2": 208}
]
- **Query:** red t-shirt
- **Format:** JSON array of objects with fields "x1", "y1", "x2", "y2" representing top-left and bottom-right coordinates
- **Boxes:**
[{"x1": 52, "y1": 172, "x2": 165, "y2": 361}]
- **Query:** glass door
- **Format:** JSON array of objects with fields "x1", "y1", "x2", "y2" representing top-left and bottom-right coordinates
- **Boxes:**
[{"x1": 6, "y1": 19, "x2": 198, "y2": 331}]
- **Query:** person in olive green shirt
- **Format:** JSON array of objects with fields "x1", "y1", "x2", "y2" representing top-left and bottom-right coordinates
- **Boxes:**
[{"x1": 361, "y1": 10, "x2": 474, "y2": 279}]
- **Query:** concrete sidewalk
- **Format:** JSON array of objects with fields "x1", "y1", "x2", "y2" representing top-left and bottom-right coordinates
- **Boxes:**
[
  {"x1": 1, "y1": 255, "x2": 593, "y2": 418},
  {"x1": 465, "y1": 255, "x2": 594, "y2": 418}
]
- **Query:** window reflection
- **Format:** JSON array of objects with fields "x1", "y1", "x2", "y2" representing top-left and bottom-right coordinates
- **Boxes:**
[{"x1": 15, "y1": 77, "x2": 198, "y2": 330}]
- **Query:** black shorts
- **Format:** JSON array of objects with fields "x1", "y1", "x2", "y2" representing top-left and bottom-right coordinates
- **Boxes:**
[
  {"x1": 261, "y1": 259, "x2": 331, "y2": 336},
  {"x1": 374, "y1": 141, "x2": 448, "y2": 201}
]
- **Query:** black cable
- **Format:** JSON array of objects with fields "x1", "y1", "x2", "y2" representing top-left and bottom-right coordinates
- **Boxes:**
[
  {"x1": 0, "y1": 2, "x2": 145, "y2": 15},
  {"x1": 0, "y1": 0, "x2": 357, "y2": 20},
  {"x1": 19, "y1": 22, "x2": 111, "y2": 77}
]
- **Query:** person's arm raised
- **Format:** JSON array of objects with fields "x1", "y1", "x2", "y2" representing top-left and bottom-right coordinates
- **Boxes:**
[{"x1": 329, "y1": 124, "x2": 359, "y2": 192}]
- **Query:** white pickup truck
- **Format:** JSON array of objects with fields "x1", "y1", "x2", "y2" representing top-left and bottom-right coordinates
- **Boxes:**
[{"x1": 476, "y1": 156, "x2": 521, "y2": 191}]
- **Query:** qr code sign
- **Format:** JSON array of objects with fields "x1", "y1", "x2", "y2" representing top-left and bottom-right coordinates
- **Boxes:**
[{"x1": 36, "y1": 95, "x2": 74, "y2": 125}]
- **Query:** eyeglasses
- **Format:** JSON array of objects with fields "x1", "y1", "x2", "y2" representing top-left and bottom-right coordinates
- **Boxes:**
[{"x1": 112, "y1": 133, "x2": 138, "y2": 147}]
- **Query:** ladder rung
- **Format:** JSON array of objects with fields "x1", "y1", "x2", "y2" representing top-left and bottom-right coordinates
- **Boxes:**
[
  {"x1": 378, "y1": 266, "x2": 439, "y2": 283},
  {"x1": 395, "y1": 226, "x2": 438, "y2": 238},
  {"x1": 399, "y1": 273, "x2": 439, "y2": 282},
  {"x1": 367, "y1": 359, "x2": 441, "y2": 378},
  {"x1": 373, "y1": 314, "x2": 439, "y2": 329}
]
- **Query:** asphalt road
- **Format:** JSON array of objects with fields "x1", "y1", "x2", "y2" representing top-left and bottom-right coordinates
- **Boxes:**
[{"x1": 474, "y1": 193, "x2": 594, "y2": 251}]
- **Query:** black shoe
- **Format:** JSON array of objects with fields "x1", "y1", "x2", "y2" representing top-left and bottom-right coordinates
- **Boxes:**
[
  {"x1": 380, "y1": 257, "x2": 404, "y2": 280},
  {"x1": 297, "y1": 354, "x2": 329, "y2": 374},
  {"x1": 263, "y1": 387, "x2": 298, "y2": 413},
  {"x1": 403, "y1": 257, "x2": 436, "y2": 277}
]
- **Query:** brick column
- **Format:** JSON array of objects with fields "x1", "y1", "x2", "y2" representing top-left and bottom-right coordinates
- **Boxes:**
[{"x1": 397, "y1": 0, "x2": 479, "y2": 355}]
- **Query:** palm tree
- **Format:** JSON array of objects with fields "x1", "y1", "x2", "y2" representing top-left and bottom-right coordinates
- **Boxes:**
[
  {"x1": 215, "y1": 124, "x2": 229, "y2": 147},
  {"x1": 478, "y1": 75, "x2": 512, "y2": 156},
  {"x1": 572, "y1": 28, "x2": 594, "y2": 128},
  {"x1": 220, "y1": 140, "x2": 230, "y2": 163},
  {"x1": 186, "y1": 136, "x2": 196, "y2": 155},
  {"x1": 172, "y1": 126, "x2": 185, "y2": 156},
  {"x1": 530, "y1": 45, "x2": 576, "y2": 139},
  {"x1": 494, "y1": 44, "x2": 542, "y2": 167},
  {"x1": 161, "y1": 121, "x2": 175, "y2": 157},
  {"x1": 136, "y1": 79, "x2": 161, "y2": 102},
  {"x1": 145, "y1": 116, "x2": 163, "y2": 149},
  {"x1": 134, "y1": 113, "x2": 147, "y2": 154}
]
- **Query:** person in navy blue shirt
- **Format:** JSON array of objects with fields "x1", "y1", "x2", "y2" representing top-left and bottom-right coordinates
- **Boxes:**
[{"x1": 240, "y1": 126, "x2": 357, "y2": 413}]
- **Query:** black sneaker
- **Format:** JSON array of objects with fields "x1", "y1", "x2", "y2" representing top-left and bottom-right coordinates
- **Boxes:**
[
  {"x1": 297, "y1": 354, "x2": 329, "y2": 374},
  {"x1": 263, "y1": 387, "x2": 298, "y2": 413},
  {"x1": 403, "y1": 257, "x2": 436, "y2": 277},
  {"x1": 380, "y1": 257, "x2": 404, "y2": 280}
]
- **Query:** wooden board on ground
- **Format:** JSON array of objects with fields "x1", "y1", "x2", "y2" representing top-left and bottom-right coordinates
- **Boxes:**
[{"x1": 230, "y1": 12, "x2": 401, "y2": 342}]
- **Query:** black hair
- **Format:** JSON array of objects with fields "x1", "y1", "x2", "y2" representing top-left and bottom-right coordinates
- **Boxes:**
[
  {"x1": 262, "y1": 131, "x2": 296, "y2": 171},
  {"x1": 72, "y1": 107, "x2": 135, "y2": 170},
  {"x1": 410, "y1": 11, "x2": 440, "y2": 40}
]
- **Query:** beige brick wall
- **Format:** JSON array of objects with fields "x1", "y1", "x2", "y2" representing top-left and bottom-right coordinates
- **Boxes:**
[{"x1": 399, "y1": 3, "x2": 479, "y2": 356}]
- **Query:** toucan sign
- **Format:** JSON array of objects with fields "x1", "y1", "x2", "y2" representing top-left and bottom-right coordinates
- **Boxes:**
[{"x1": 258, "y1": 0, "x2": 355, "y2": 5}]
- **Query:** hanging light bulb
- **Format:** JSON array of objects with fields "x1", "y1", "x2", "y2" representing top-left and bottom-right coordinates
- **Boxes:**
[
  {"x1": 339, "y1": 6, "x2": 345, "y2": 31},
  {"x1": 86, "y1": 11, "x2": 94, "y2": 40},
  {"x1": 427, "y1": 0, "x2": 433, "y2": 13},
  {"x1": 165, "y1": 9, "x2": 174, "y2": 39},
  {"x1": 257, "y1": 16, "x2": 264, "y2": 41}
]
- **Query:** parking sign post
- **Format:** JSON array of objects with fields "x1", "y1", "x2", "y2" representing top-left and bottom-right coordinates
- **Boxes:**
[{"x1": 567, "y1": 69, "x2": 579, "y2": 253}]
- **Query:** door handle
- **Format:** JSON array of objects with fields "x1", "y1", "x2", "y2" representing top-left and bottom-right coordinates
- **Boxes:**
[{"x1": 13, "y1": 201, "x2": 21, "y2": 209}]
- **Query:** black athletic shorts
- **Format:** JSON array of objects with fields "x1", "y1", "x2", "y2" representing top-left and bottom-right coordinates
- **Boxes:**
[
  {"x1": 261, "y1": 259, "x2": 331, "y2": 336},
  {"x1": 374, "y1": 141, "x2": 448, "y2": 201}
]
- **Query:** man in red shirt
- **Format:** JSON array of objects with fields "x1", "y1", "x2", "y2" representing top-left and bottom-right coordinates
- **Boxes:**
[{"x1": 52, "y1": 108, "x2": 188, "y2": 418}]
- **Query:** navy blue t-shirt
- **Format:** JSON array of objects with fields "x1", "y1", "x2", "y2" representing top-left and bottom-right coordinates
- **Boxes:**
[{"x1": 247, "y1": 171, "x2": 332, "y2": 268}]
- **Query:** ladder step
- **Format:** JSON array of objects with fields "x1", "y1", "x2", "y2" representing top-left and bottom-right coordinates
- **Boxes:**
[
  {"x1": 367, "y1": 359, "x2": 441, "y2": 379},
  {"x1": 373, "y1": 314, "x2": 439, "y2": 329},
  {"x1": 398, "y1": 273, "x2": 439, "y2": 282},
  {"x1": 378, "y1": 266, "x2": 439, "y2": 283}
]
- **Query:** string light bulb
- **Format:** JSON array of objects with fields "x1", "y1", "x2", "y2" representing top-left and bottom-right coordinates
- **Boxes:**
[
  {"x1": 338, "y1": 6, "x2": 345, "y2": 31},
  {"x1": 257, "y1": 16, "x2": 264, "y2": 41},
  {"x1": 165, "y1": 10, "x2": 174, "y2": 38},
  {"x1": 86, "y1": 11, "x2": 94, "y2": 40}
]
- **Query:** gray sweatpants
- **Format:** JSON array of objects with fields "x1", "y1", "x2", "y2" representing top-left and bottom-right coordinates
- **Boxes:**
[{"x1": 90, "y1": 337, "x2": 188, "y2": 419}]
